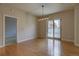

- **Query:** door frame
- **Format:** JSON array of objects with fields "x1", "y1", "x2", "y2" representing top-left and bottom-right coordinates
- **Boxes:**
[
  {"x1": 46, "y1": 18, "x2": 62, "y2": 40},
  {"x1": 3, "y1": 15, "x2": 17, "y2": 47}
]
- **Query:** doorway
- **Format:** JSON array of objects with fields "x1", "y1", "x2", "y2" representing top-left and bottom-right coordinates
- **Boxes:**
[
  {"x1": 5, "y1": 16, "x2": 17, "y2": 46},
  {"x1": 47, "y1": 19, "x2": 61, "y2": 39}
]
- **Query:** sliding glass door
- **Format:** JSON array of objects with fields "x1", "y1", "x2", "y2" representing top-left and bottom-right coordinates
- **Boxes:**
[
  {"x1": 48, "y1": 20, "x2": 54, "y2": 38},
  {"x1": 54, "y1": 19, "x2": 61, "y2": 39},
  {"x1": 47, "y1": 19, "x2": 61, "y2": 39}
]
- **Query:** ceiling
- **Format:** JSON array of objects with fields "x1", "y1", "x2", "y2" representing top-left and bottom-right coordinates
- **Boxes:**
[{"x1": 0, "y1": 3, "x2": 78, "y2": 16}]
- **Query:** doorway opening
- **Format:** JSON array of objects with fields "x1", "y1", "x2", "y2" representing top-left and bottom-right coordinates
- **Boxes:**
[
  {"x1": 5, "y1": 16, "x2": 17, "y2": 46},
  {"x1": 47, "y1": 19, "x2": 61, "y2": 39}
]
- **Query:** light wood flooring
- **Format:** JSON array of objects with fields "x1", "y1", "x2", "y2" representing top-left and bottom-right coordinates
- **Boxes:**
[{"x1": 0, "y1": 39, "x2": 79, "y2": 56}]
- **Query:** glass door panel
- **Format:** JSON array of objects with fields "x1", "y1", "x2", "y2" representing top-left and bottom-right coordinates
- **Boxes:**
[
  {"x1": 48, "y1": 20, "x2": 53, "y2": 38},
  {"x1": 47, "y1": 19, "x2": 61, "y2": 39},
  {"x1": 54, "y1": 19, "x2": 61, "y2": 39}
]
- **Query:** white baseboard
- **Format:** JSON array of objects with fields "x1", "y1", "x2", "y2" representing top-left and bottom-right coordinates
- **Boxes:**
[
  {"x1": 0, "y1": 37, "x2": 36, "y2": 48},
  {"x1": 0, "y1": 45, "x2": 4, "y2": 48},
  {"x1": 62, "y1": 38, "x2": 73, "y2": 42},
  {"x1": 74, "y1": 42, "x2": 79, "y2": 47},
  {"x1": 17, "y1": 37, "x2": 36, "y2": 43}
]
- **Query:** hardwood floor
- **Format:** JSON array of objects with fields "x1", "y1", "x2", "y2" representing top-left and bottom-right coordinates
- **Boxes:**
[{"x1": 0, "y1": 39, "x2": 79, "y2": 56}]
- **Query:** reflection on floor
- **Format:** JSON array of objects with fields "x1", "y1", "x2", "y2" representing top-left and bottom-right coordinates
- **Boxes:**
[{"x1": 0, "y1": 39, "x2": 79, "y2": 56}]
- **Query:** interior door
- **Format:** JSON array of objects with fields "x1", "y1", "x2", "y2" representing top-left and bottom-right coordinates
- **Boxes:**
[{"x1": 5, "y1": 16, "x2": 17, "y2": 46}]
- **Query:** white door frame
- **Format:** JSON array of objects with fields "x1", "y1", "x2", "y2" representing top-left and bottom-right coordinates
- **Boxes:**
[
  {"x1": 46, "y1": 18, "x2": 62, "y2": 39},
  {"x1": 3, "y1": 15, "x2": 17, "y2": 47}
]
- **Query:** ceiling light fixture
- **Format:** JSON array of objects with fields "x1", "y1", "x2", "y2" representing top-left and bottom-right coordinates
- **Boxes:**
[{"x1": 39, "y1": 4, "x2": 49, "y2": 21}]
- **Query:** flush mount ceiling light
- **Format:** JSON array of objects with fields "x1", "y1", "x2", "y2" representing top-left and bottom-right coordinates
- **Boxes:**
[{"x1": 39, "y1": 4, "x2": 49, "y2": 21}]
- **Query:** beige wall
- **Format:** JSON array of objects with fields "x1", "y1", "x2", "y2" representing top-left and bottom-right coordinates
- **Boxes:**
[
  {"x1": 37, "y1": 20, "x2": 47, "y2": 38},
  {"x1": 37, "y1": 9, "x2": 74, "y2": 42},
  {"x1": 0, "y1": 5, "x2": 37, "y2": 47},
  {"x1": 74, "y1": 5, "x2": 79, "y2": 46}
]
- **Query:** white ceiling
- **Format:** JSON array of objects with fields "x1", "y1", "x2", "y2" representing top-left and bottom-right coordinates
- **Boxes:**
[{"x1": 0, "y1": 3, "x2": 78, "y2": 16}]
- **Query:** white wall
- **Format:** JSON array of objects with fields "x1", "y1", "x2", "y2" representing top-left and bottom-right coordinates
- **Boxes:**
[{"x1": 0, "y1": 5, "x2": 37, "y2": 47}]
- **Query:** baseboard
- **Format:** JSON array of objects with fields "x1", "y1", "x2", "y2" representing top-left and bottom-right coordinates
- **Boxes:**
[
  {"x1": 0, "y1": 37, "x2": 36, "y2": 48},
  {"x1": 62, "y1": 38, "x2": 73, "y2": 42},
  {"x1": 17, "y1": 37, "x2": 36, "y2": 43},
  {"x1": 0, "y1": 45, "x2": 4, "y2": 48},
  {"x1": 74, "y1": 42, "x2": 79, "y2": 47}
]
